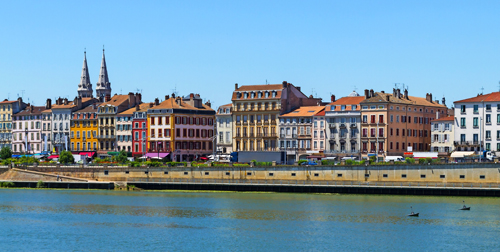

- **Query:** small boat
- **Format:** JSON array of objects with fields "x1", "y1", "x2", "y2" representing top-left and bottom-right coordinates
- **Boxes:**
[
  {"x1": 408, "y1": 206, "x2": 419, "y2": 217},
  {"x1": 459, "y1": 201, "x2": 471, "y2": 210}
]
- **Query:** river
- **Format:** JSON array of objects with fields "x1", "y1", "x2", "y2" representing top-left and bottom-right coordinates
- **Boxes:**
[{"x1": 0, "y1": 189, "x2": 499, "y2": 251}]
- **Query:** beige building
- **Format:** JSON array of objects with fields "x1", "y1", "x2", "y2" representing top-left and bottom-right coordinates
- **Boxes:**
[
  {"x1": 431, "y1": 116, "x2": 454, "y2": 154},
  {"x1": 232, "y1": 81, "x2": 322, "y2": 152}
]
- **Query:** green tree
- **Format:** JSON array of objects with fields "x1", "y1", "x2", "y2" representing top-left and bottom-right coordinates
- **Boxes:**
[
  {"x1": 115, "y1": 150, "x2": 128, "y2": 163},
  {"x1": 0, "y1": 147, "x2": 12, "y2": 160},
  {"x1": 59, "y1": 150, "x2": 74, "y2": 164}
]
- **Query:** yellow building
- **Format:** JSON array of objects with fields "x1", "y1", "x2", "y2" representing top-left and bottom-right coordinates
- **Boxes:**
[
  {"x1": 70, "y1": 103, "x2": 100, "y2": 155},
  {"x1": 0, "y1": 98, "x2": 27, "y2": 149}
]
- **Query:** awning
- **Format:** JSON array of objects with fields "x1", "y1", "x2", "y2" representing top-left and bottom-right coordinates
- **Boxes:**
[
  {"x1": 450, "y1": 151, "x2": 475, "y2": 158},
  {"x1": 79, "y1": 152, "x2": 96, "y2": 157},
  {"x1": 107, "y1": 152, "x2": 120, "y2": 156},
  {"x1": 144, "y1": 153, "x2": 169, "y2": 159},
  {"x1": 47, "y1": 155, "x2": 59, "y2": 159},
  {"x1": 12, "y1": 155, "x2": 20, "y2": 158},
  {"x1": 307, "y1": 155, "x2": 324, "y2": 159}
]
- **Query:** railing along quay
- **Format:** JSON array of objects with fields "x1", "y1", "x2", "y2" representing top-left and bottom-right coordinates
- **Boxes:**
[{"x1": 126, "y1": 178, "x2": 500, "y2": 190}]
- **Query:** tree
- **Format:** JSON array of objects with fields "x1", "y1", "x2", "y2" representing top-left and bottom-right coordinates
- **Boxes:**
[
  {"x1": 0, "y1": 147, "x2": 12, "y2": 160},
  {"x1": 59, "y1": 150, "x2": 74, "y2": 164},
  {"x1": 115, "y1": 149, "x2": 128, "y2": 163}
]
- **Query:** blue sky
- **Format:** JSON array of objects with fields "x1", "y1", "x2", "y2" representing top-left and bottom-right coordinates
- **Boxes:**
[{"x1": 1, "y1": 0, "x2": 499, "y2": 108}]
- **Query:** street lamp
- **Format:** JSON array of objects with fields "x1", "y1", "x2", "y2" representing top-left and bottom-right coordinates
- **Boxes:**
[{"x1": 25, "y1": 128, "x2": 28, "y2": 155}]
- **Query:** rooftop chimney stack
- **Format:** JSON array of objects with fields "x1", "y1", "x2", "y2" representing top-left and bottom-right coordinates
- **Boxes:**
[
  {"x1": 154, "y1": 98, "x2": 159, "y2": 106},
  {"x1": 165, "y1": 95, "x2": 170, "y2": 100},
  {"x1": 235, "y1": 83, "x2": 238, "y2": 90},
  {"x1": 172, "y1": 93, "x2": 176, "y2": 98},
  {"x1": 370, "y1": 89, "x2": 374, "y2": 97},
  {"x1": 205, "y1": 100, "x2": 211, "y2": 108},
  {"x1": 442, "y1": 97, "x2": 446, "y2": 106},
  {"x1": 404, "y1": 89, "x2": 408, "y2": 99},
  {"x1": 282, "y1": 81, "x2": 288, "y2": 88},
  {"x1": 105, "y1": 94, "x2": 111, "y2": 102},
  {"x1": 331, "y1": 95, "x2": 335, "y2": 102},
  {"x1": 364, "y1": 89, "x2": 370, "y2": 99},
  {"x1": 46, "y1": 99, "x2": 52, "y2": 109}
]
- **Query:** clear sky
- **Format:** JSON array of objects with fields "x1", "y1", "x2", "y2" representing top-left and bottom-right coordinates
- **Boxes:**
[{"x1": 1, "y1": 0, "x2": 499, "y2": 109}]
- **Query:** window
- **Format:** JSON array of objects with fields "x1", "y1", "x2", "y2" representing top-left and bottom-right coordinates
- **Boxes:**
[
  {"x1": 486, "y1": 104, "x2": 492, "y2": 111},
  {"x1": 337, "y1": 173, "x2": 342, "y2": 177},
  {"x1": 364, "y1": 174, "x2": 369, "y2": 178},
  {"x1": 184, "y1": 172, "x2": 188, "y2": 175},
  {"x1": 480, "y1": 175, "x2": 485, "y2": 179},
  {"x1": 205, "y1": 172, "x2": 209, "y2": 175},
  {"x1": 225, "y1": 172, "x2": 230, "y2": 176},
  {"x1": 461, "y1": 105, "x2": 466, "y2": 113},
  {"x1": 164, "y1": 171, "x2": 169, "y2": 175},
  {"x1": 473, "y1": 117, "x2": 478, "y2": 127},
  {"x1": 291, "y1": 173, "x2": 296, "y2": 177},
  {"x1": 314, "y1": 173, "x2": 319, "y2": 177},
  {"x1": 104, "y1": 170, "x2": 109, "y2": 175},
  {"x1": 440, "y1": 175, "x2": 445, "y2": 179},
  {"x1": 401, "y1": 174, "x2": 407, "y2": 178},
  {"x1": 125, "y1": 171, "x2": 129, "y2": 174},
  {"x1": 269, "y1": 172, "x2": 274, "y2": 176},
  {"x1": 383, "y1": 174, "x2": 388, "y2": 178},
  {"x1": 460, "y1": 175, "x2": 465, "y2": 179},
  {"x1": 473, "y1": 105, "x2": 479, "y2": 113},
  {"x1": 247, "y1": 172, "x2": 252, "y2": 176},
  {"x1": 460, "y1": 118, "x2": 466, "y2": 127},
  {"x1": 420, "y1": 174, "x2": 426, "y2": 178}
]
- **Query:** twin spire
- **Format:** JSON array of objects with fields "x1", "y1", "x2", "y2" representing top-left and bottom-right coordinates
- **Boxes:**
[{"x1": 77, "y1": 49, "x2": 111, "y2": 99}]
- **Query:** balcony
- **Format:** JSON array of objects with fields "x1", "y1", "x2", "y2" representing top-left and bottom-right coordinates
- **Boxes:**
[
  {"x1": 339, "y1": 123, "x2": 346, "y2": 128},
  {"x1": 329, "y1": 123, "x2": 336, "y2": 128},
  {"x1": 350, "y1": 123, "x2": 356, "y2": 128}
]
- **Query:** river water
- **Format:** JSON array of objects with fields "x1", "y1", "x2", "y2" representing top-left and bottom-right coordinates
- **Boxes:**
[{"x1": 0, "y1": 189, "x2": 499, "y2": 251}]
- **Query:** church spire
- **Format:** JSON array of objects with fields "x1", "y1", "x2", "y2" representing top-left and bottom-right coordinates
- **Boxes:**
[
  {"x1": 77, "y1": 50, "x2": 93, "y2": 98},
  {"x1": 96, "y1": 48, "x2": 111, "y2": 99}
]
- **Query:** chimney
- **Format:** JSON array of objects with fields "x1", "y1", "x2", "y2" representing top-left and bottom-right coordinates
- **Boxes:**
[
  {"x1": 135, "y1": 93, "x2": 141, "y2": 105},
  {"x1": 297, "y1": 87, "x2": 301, "y2": 92},
  {"x1": 135, "y1": 104, "x2": 140, "y2": 111},
  {"x1": 105, "y1": 94, "x2": 111, "y2": 102},
  {"x1": 176, "y1": 97, "x2": 182, "y2": 106},
  {"x1": 172, "y1": 93, "x2": 176, "y2": 98},
  {"x1": 154, "y1": 98, "x2": 159, "y2": 106},
  {"x1": 149, "y1": 102, "x2": 153, "y2": 108},
  {"x1": 282, "y1": 81, "x2": 288, "y2": 88},
  {"x1": 235, "y1": 83, "x2": 238, "y2": 90},
  {"x1": 396, "y1": 89, "x2": 401, "y2": 98},
  {"x1": 435, "y1": 100, "x2": 439, "y2": 104},
  {"x1": 190, "y1": 93, "x2": 194, "y2": 101},
  {"x1": 128, "y1": 92, "x2": 135, "y2": 108},
  {"x1": 46, "y1": 99, "x2": 52, "y2": 109},
  {"x1": 393, "y1": 88, "x2": 396, "y2": 97},
  {"x1": 370, "y1": 89, "x2": 374, "y2": 97},
  {"x1": 165, "y1": 95, "x2": 170, "y2": 100},
  {"x1": 63, "y1": 98, "x2": 68, "y2": 105},
  {"x1": 205, "y1": 100, "x2": 211, "y2": 108},
  {"x1": 364, "y1": 89, "x2": 370, "y2": 99},
  {"x1": 381, "y1": 90, "x2": 385, "y2": 94},
  {"x1": 386, "y1": 95, "x2": 390, "y2": 102},
  {"x1": 404, "y1": 89, "x2": 408, "y2": 99},
  {"x1": 442, "y1": 97, "x2": 446, "y2": 106},
  {"x1": 331, "y1": 95, "x2": 335, "y2": 102},
  {"x1": 429, "y1": 93, "x2": 433, "y2": 103}
]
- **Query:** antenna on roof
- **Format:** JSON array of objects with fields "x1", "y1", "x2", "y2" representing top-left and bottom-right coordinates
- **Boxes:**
[
  {"x1": 21, "y1": 90, "x2": 25, "y2": 98},
  {"x1": 498, "y1": 81, "x2": 500, "y2": 92},
  {"x1": 481, "y1": 86, "x2": 484, "y2": 95},
  {"x1": 353, "y1": 85, "x2": 357, "y2": 91},
  {"x1": 266, "y1": 79, "x2": 268, "y2": 85}
]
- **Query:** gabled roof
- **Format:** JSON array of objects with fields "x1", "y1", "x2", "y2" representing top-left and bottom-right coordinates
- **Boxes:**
[
  {"x1": 454, "y1": 92, "x2": 500, "y2": 103},
  {"x1": 326, "y1": 96, "x2": 365, "y2": 111},
  {"x1": 100, "y1": 95, "x2": 130, "y2": 107},
  {"x1": 232, "y1": 84, "x2": 283, "y2": 101},
  {"x1": 14, "y1": 106, "x2": 46, "y2": 116},
  {"x1": 219, "y1": 103, "x2": 232, "y2": 107},
  {"x1": 0, "y1": 100, "x2": 18, "y2": 104},
  {"x1": 361, "y1": 92, "x2": 447, "y2": 108},
  {"x1": 432, "y1": 116, "x2": 454, "y2": 122},
  {"x1": 281, "y1": 106, "x2": 325, "y2": 117},
  {"x1": 73, "y1": 103, "x2": 101, "y2": 113},
  {"x1": 119, "y1": 103, "x2": 150, "y2": 115},
  {"x1": 151, "y1": 97, "x2": 214, "y2": 111}
]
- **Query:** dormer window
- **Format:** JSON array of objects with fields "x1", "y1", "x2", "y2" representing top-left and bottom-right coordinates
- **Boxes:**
[
  {"x1": 251, "y1": 92, "x2": 255, "y2": 98},
  {"x1": 244, "y1": 92, "x2": 248, "y2": 99},
  {"x1": 265, "y1": 92, "x2": 269, "y2": 98},
  {"x1": 272, "y1": 91, "x2": 276, "y2": 98},
  {"x1": 237, "y1": 92, "x2": 242, "y2": 99},
  {"x1": 258, "y1": 92, "x2": 262, "y2": 98}
]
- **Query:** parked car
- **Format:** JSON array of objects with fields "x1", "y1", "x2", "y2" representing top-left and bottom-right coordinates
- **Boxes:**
[{"x1": 301, "y1": 161, "x2": 318, "y2": 166}]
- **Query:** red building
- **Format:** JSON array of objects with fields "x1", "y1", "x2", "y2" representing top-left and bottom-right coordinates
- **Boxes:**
[{"x1": 132, "y1": 103, "x2": 152, "y2": 158}]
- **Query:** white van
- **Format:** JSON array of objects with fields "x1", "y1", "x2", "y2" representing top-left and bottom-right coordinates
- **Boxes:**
[{"x1": 385, "y1": 156, "x2": 404, "y2": 162}]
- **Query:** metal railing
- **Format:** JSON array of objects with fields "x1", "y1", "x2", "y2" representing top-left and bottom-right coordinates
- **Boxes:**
[{"x1": 125, "y1": 178, "x2": 500, "y2": 189}]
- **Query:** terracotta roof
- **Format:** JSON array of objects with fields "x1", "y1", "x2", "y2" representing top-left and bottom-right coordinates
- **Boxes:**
[
  {"x1": 281, "y1": 106, "x2": 325, "y2": 117},
  {"x1": 219, "y1": 103, "x2": 232, "y2": 107},
  {"x1": 151, "y1": 97, "x2": 214, "y2": 112},
  {"x1": 326, "y1": 96, "x2": 365, "y2": 111},
  {"x1": 51, "y1": 101, "x2": 76, "y2": 109},
  {"x1": 0, "y1": 100, "x2": 18, "y2": 104},
  {"x1": 315, "y1": 110, "x2": 325, "y2": 116},
  {"x1": 135, "y1": 103, "x2": 153, "y2": 113},
  {"x1": 100, "y1": 95, "x2": 130, "y2": 107},
  {"x1": 14, "y1": 106, "x2": 46, "y2": 116},
  {"x1": 232, "y1": 84, "x2": 283, "y2": 101},
  {"x1": 454, "y1": 92, "x2": 500, "y2": 103},
  {"x1": 119, "y1": 103, "x2": 149, "y2": 115},
  {"x1": 432, "y1": 116, "x2": 454, "y2": 122},
  {"x1": 361, "y1": 92, "x2": 447, "y2": 108}
]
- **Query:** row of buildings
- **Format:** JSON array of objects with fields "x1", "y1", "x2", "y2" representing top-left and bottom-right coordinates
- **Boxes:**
[
  {"x1": 0, "y1": 51, "x2": 216, "y2": 162},
  {"x1": 0, "y1": 50, "x2": 498, "y2": 163}
]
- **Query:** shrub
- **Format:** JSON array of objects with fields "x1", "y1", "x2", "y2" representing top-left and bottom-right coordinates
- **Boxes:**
[
  {"x1": 425, "y1": 157, "x2": 433, "y2": 164},
  {"x1": 115, "y1": 150, "x2": 129, "y2": 163},
  {"x1": 298, "y1": 160, "x2": 308, "y2": 165},
  {"x1": 59, "y1": 151, "x2": 74, "y2": 164},
  {"x1": 36, "y1": 180, "x2": 45, "y2": 188},
  {"x1": 405, "y1": 158, "x2": 415, "y2": 164},
  {"x1": 345, "y1": 159, "x2": 354, "y2": 165},
  {"x1": 0, "y1": 147, "x2": 12, "y2": 160},
  {"x1": 0, "y1": 182, "x2": 15, "y2": 187}
]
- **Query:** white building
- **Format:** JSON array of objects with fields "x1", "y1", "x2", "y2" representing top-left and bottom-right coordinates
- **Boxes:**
[
  {"x1": 454, "y1": 92, "x2": 500, "y2": 152},
  {"x1": 430, "y1": 116, "x2": 454, "y2": 153},
  {"x1": 324, "y1": 92, "x2": 364, "y2": 158},
  {"x1": 216, "y1": 103, "x2": 233, "y2": 154}
]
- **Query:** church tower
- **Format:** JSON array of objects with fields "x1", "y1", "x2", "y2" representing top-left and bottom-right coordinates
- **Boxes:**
[
  {"x1": 95, "y1": 49, "x2": 112, "y2": 99},
  {"x1": 77, "y1": 51, "x2": 93, "y2": 98}
]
